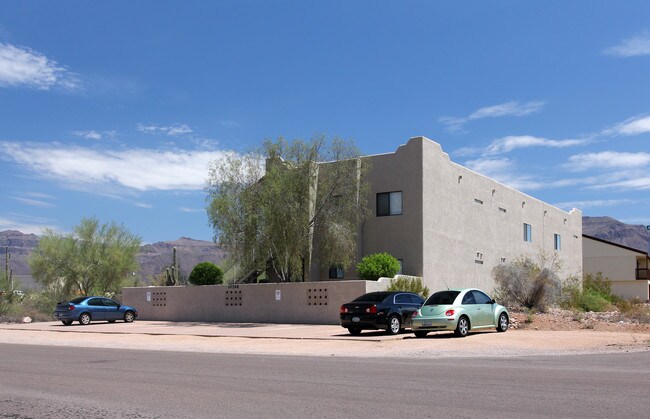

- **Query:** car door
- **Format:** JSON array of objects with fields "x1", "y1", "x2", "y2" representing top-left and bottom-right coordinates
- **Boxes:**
[
  {"x1": 393, "y1": 294, "x2": 412, "y2": 325},
  {"x1": 405, "y1": 294, "x2": 424, "y2": 326},
  {"x1": 87, "y1": 298, "x2": 106, "y2": 320},
  {"x1": 461, "y1": 291, "x2": 479, "y2": 326},
  {"x1": 102, "y1": 298, "x2": 121, "y2": 321},
  {"x1": 472, "y1": 290, "x2": 495, "y2": 326}
]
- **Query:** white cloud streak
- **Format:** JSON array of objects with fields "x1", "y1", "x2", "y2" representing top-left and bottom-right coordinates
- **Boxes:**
[
  {"x1": 566, "y1": 151, "x2": 650, "y2": 171},
  {"x1": 0, "y1": 142, "x2": 232, "y2": 192},
  {"x1": 552, "y1": 199, "x2": 635, "y2": 211},
  {"x1": 137, "y1": 123, "x2": 193, "y2": 136},
  {"x1": 72, "y1": 130, "x2": 102, "y2": 140},
  {"x1": 604, "y1": 32, "x2": 650, "y2": 57},
  {"x1": 0, "y1": 42, "x2": 80, "y2": 90},
  {"x1": 603, "y1": 115, "x2": 650, "y2": 136},
  {"x1": 486, "y1": 135, "x2": 588, "y2": 155},
  {"x1": 439, "y1": 101, "x2": 545, "y2": 132}
]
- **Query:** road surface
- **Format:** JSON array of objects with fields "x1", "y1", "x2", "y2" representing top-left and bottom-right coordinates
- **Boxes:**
[{"x1": 0, "y1": 343, "x2": 647, "y2": 418}]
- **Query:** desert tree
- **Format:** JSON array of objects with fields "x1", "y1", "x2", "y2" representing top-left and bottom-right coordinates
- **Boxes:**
[
  {"x1": 29, "y1": 217, "x2": 141, "y2": 298},
  {"x1": 206, "y1": 136, "x2": 369, "y2": 282}
]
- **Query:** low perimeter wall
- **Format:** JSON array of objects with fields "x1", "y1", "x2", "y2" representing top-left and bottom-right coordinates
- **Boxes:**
[
  {"x1": 611, "y1": 280, "x2": 650, "y2": 302},
  {"x1": 123, "y1": 280, "x2": 388, "y2": 325}
]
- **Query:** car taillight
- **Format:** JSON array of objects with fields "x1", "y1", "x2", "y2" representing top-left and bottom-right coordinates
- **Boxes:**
[
  {"x1": 412, "y1": 310, "x2": 420, "y2": 318},
  {"x1": 365, "y1": 305, "x2": 377, "y2": 314},
  {"x1": 340, "y1": 305, "x2": 349, "y2": 314},
  {"x1": 445, "y1": 309, "x2": 455, "y2": 317},
  {"x1": 68, "y1": 305, "x2": 75, "y2": 311}
]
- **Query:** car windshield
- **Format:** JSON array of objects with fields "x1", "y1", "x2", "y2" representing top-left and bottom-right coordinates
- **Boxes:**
[
  {"x1": 352, "y1": 293, "x2": 390, "y2": 303},
  {"x1": 423, "y1": 291, "x2": 460, "y2": 306},
  {"x1": 69, "y1": 297, "x2": 87, "y2": 304}
]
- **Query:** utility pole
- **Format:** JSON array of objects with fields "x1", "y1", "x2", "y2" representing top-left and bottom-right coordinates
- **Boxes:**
[{"x1": 4, "y1": 246, "x2": 12, "y2": 291}]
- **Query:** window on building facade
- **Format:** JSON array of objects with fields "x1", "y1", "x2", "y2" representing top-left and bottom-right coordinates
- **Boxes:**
[
  {"x1": 524, "y1": 223, "x2": 532, "y2": 242},
  {"x1": 377, "y1": 191, "x2": 403, "y2": 216},
  {"x1": 554, "y1": 234, "x2": 561, "y2": 251},
  {"x1": 328, "y1": 264, "x2": 344, "y2": 279}
]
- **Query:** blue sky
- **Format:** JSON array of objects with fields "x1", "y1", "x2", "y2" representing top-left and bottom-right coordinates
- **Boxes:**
[{"x1": 1, "y1": 1, "x2": 649, "y2": 243}]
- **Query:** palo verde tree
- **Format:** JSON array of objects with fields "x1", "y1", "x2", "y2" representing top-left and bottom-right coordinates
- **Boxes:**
[
  {"x1": 29, "y1": 217, "x2": 141, "y2": 298},
  {"x1": 207, "y1": 136, "x2": 369, "y2": 282}
]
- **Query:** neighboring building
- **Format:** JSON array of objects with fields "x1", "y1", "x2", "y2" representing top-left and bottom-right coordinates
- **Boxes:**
[
  {"x1": 583, "y1": 235, "x2": 650, "y2": 301},
  {"x1": 310, "y1": 136, "x2": 583, "y2": 293}
]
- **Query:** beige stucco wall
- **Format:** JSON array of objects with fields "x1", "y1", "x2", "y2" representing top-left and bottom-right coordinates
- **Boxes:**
[
  {"x1": 610, "y1": 280, "x2": 650, "y2": 301},
  {"x1": 583, "y1": 236, "x2": 644, "y2": 281},
  {"x1": 123, "y1": 280, "x2": 386, "y2": 325}
]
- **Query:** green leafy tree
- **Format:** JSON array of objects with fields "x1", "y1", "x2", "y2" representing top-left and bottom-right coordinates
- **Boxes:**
[
  {"x1": 29, "y1": 217, "x2": 141, "y2": 298},
  {"x1": 189, "y1": 262, "x2": 224, "y2": 285},
  {"x1": 386, "y1": 276, "x2": 430, "y2": 298},
  {"x1": 356, "y1": 252, "x2": 401, "y2": 280},
  {"x1": 207, "y1": 136, "x2": 369, "y2": 282}
]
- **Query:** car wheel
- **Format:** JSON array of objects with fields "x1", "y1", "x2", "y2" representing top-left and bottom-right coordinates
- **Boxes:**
[
  {"x1": 496, "y1": 312, "x2": 509, "y2": 332},
  {"x1": 387, "y1": 315, "x2": 401, "y2": 335},
  {"x1": 454, "y1": 316, "x2": 469, "y2": 337},
  {"x1": 79, "y1": 313, "x2": 91, "y2": 325},
  {"x1": 62, "y1": 320, "x2": 73, "y2": 326},
  {"x1": 347, "y1": 327, "x2": 362, "y2": 336},
  {"x1": 124, "y1": 311, "x2": 135, "y2": 323},
  {"x1": 414, "y1": 331, "x2": 428, "y2": 338}
]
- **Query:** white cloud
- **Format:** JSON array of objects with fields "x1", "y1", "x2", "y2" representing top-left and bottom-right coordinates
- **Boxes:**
[
  {"x1": 12, "y1": 197, "x2": 54, "y2": 208},
  {"x1": 0, "y1": 215, "x2": 58, "y2": 235},
  {"x1": 0, "y1": 141, "x2": 232, "y2": 192},
  {"x1": 137, "y1": 123, "x2": 193, "y2": 136},
  {"x1": 486, "y1": 135, "x2": 588, "y2": 155},
  {"x1": 179, "y1": 207, "x2": 204, "y2": 213},
  {"x1": 604, "y1": 115, "x2": 650, "y2": 136},
  {"x1": 604, "y1": 32, "x2": 650, "y2": 57},
  {"x1": 590, "y1": 177, "x2": 650, "y2": 191},
  {"x1": 552, "y1": 199, "x2": 635, "y2": 211},
  {"x1": 0, "y1": 42, "x2": 80, "y2": 90},
  {"x1": 72, "y1": 130, "x2": 102, "y2": 140},
  {"x1": 566, "y1": 151, "x2": 650, "y2": 171},
  {"x1": 134, "y1": 203, "x2": 153, "y2": 209},
  {"x1": 439, "y1": 101, "x2": 545, "y2": 132}
]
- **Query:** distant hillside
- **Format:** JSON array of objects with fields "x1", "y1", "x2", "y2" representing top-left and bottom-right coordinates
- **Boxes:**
[
  {"x1": 0, "y1": 230, "x2": 228, "y2": 289},
  {"x1": 583, "y1": 216, "x2": 650, "y2": 253}
]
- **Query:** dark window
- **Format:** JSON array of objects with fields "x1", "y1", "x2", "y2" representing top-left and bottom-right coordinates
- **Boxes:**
[
  {"x1": 102, "y1": 298, "x2": 120, "y2": 307},
  {"x1": 462, "y1": 292, "x2": 476, "y2": 305},
  {"x1": 70, "y1": 297, "x2": 87, "y2": 304},
  {"x1": 353, "y1": 292, "x2": 391, "y2": 303},
  {"x1": 554, "y1": 234, "x2": 561, "y2": 251},
  {"x1": 88, "y1": 298, "x2": 104, "y2": 306},
  {"x1": 424, "y1": 291, "x2": 460, "y2": 306},
  {"x1": 377, "y1": 191, "x2": 402, "y2": 216},
  {"x1": 408, "y1": 294, "x2": 425, "y2": 305},
  {"x1": 328, "y1": 264, "x2": 344, "y2": 279},
  {"x1": 524, "y1": 223, "x2": 532, "y2": 242},
  {"x1": 395, "y1": 294, "x2": 410, "y2": 304},
  {"x1": 472, "y1": 290, "x2": 492, "y2": 304}
]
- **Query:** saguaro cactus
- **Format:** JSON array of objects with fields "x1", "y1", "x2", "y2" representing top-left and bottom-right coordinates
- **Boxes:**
[{"x1": 165, "y1": 247, "x2": 180, "y2": 286}]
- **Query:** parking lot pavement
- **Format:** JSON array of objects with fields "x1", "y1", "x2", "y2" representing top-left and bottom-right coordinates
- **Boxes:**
[{"x1": 0, "y1": 321, "x2": 404, "y2": 341}]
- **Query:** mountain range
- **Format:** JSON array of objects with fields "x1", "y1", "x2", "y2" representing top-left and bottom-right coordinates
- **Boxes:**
[{"x1": 1, "y1": 215, "x2": 648, "y2": 290}]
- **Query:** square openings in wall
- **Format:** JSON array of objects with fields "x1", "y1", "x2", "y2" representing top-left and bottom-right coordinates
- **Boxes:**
[
  {"x1": 225, "y1": 289, "x2": 242, "y2": 307},
  {"x1": 307, "y1": 288, "x2": 328, "y2": 306},
  {"x1": 152, "y1": 291, "x2": 167, "y2": 307}
]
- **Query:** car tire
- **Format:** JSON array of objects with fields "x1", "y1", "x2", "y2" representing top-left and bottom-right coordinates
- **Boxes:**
[
  {"x1": 496, "y1": 312, "x2": 509, "y2": 332},
  {"x1": 414, "y1": 331, "x2": 428, "y2": 338},
  {"x1": 454, "y1": 316, "x2": 469, "y2": 337},
  {"x1": 387, "y1": 315, "x2": 401, "y2": 335},
  {"x1": 347, "y1": 327, "x2": 362, "y2": 336},
  {"x1": 62, "y1": 320, "x2": 73, "y2": 326},
  {"x1": 124, "y1": 311, "x2": 135, "y2": 323},
  {"x1": 79, "y1": 313, "x2": 92, "y2": 326}
]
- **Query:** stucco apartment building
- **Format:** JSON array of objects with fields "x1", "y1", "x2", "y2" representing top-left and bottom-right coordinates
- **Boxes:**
[
  {"x1": 312, "y1": 136, "x2": 583, "y2": 293},
  {"x1": 583, "y1": 235, "x2": 649, "y2": 301}
]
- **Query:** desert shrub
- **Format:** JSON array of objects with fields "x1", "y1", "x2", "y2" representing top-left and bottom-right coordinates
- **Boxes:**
[
  {"x1": 386, "y1": 276, "x2": 430, "y2": 298},
  {"x1": 189, "y1": 262, "x2": 224, "y2": 285},
  {"x1": 356, "y1": 252, "x2": 400, "y2": 280},
  {"x1": 561, "y1": 273, "x2": 618, "y2": 312},
  {"x1": 492, "y1": 254, "x2": 561, "y2": 311}
]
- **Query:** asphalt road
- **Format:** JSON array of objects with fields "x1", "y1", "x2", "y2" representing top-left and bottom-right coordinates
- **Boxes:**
[{"x1": 0, "y1": 343, "x2": 648, "y2": 418}]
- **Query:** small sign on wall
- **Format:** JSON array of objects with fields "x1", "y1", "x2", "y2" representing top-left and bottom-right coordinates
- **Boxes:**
[
  {"x1": 275, "y1": 290, "x2": 281, "y2": 301},
  {"x1": 146, "y1": 291, "x2": 151, "y2": 302}
]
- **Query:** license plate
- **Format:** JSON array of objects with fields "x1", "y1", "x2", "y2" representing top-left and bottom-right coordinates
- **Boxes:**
[
  {"x1": 422, "y1": 321, "x2": 432, "y2": 327},
  {"x1": 352, "y1": 317, "x2": 360, "y2": 323}
]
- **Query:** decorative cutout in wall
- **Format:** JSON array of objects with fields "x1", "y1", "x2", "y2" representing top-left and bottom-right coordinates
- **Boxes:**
[
  {"x1": 225, "y1": 289, "x2": 243, "y2": 306},
  {"x1": 307, "y1": 288, "x2": 328, "y2": 306},
  {"x1": 152, "y1": 291, "x2": 167, "y2": 307}
]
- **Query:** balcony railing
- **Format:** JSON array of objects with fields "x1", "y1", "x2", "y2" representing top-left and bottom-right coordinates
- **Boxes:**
[{"x1": 636, "y1": 268, "x2": 648, "y2": 280}]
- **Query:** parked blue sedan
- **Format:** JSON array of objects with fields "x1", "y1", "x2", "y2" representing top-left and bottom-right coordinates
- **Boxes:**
[{"x1": 55, "y1": 296, "x2": 138, "y2": 326}]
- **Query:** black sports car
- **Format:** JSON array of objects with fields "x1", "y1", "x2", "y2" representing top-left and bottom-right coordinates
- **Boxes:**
[{"x1": 340, "y1": 291, "x2": 424, "y2": 335}]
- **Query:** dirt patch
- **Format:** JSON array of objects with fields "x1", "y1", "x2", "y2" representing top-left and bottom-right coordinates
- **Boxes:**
[{"x1": 510, "y1": 307, "x2": 650, "y2": 333}]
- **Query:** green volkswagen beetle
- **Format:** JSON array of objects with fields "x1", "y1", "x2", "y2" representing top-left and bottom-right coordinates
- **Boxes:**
[{"x1": 411, "y1": 288, "x2": 509, "y2": 338}]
